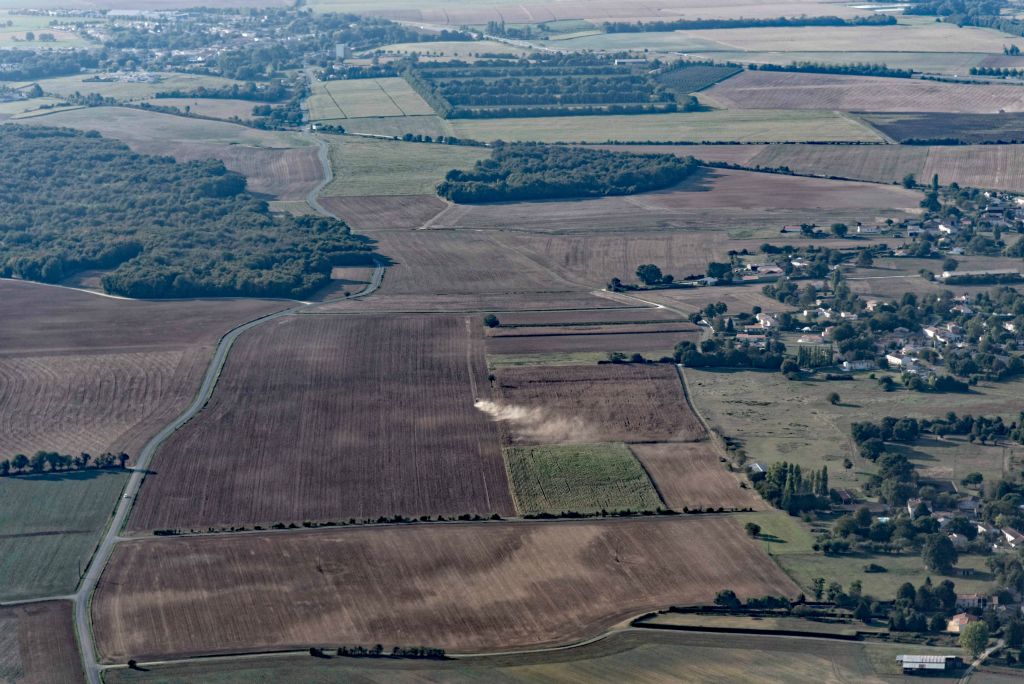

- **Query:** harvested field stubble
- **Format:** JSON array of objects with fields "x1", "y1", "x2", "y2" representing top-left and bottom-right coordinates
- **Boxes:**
[
  {"x1": 705, "y1": 70, "x2": 1024, "y2": 113},
  {"x1": 0, "y1": 281, "x2": 286, "y2": 459},
  {"x1": 494, "y1": 363, "x2": 705, "y2": 443},
  {"x1": 319, "y1": 194, "x2": 447, "y2": 230},
  {"x1": 0, "y1": 601, "x2": 83, "y2": 684},
  {"x1": 128, "y1": 314, "x2": 515, "y2": 531},
  {"x1": 630, "y1": 442, "x2": 768, "y2": 512},
  {"x1": 93, "y1": 518, "x2": 798, "y2": 662}
]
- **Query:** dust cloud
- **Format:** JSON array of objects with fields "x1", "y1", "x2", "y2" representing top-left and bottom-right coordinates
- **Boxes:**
[{"x1": 474, "y1": 399, "x2": 596, "y2": 443}]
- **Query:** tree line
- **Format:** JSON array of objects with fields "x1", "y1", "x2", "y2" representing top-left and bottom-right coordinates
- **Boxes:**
[
  {"x1": 750, "y1": 61, "x2": 914, "y2": 78},
  {"x1": 604, "y1": 14, "x2": 895, "y2": 33},
  {"x1": 0, "y1": 450, "x2": 129, "y2": 476},
  {"x1": 437, "y1": 143, "x2": 700, "y2": 203},
  {"x1": 0, "y1": 126, "x2": 372, "y2": 298}
]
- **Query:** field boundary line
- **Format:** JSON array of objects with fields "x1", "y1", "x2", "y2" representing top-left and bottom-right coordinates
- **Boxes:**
[{"x1": 375, "y1": 78, "x2": 407, "y2": 116}]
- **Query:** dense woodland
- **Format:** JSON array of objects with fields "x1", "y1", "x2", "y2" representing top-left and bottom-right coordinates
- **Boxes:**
[
  {"x1": 405, "y1": 55, "x2": 695, "y2": 118},
  {"x1": 437, "y1": 144, "x2": 699, "y2": 203},
  {"x1": 0, "y1": 126, "x2": 371, "y2": 298},
  {"x1": 604, "y1": 15, "x2": 895, "y2": 32}
]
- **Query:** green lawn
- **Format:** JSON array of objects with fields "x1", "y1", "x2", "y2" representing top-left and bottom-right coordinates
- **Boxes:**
[
  {"x1": 505, "y1": 443, "x2": 664, "y2": 515},
  {"x1": 0, "y1": 470, "x2": 128, "y2": 601},
  {"x1": 321, "y1": 134, "x2": 487, "y2": 196},
  {"x1": 449, "y1": 110, "x2": 883, "y2": 144}
]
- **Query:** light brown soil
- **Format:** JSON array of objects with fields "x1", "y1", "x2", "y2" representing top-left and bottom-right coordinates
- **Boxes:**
[
  {"x1": 128, "y1": 314, "x2": 515, "y2": 531},
  {"x1": 92, "y1": 517, "x2": 799, "y2": 663},
  {"x1": 0, "y1": 601, "x2": 83, "y2": 684},
  {"x1": 320, "y1": 195, "x2": 448, "y2": 230},
  {"x1": 495, "y1": 363, "x2": 706, "y2": 444},
  {"x1": 630, "y1": 443, "x2": 769, "y2": 512},
  {"x1": 0, "y1": 281, "x2": 286, "y2": 459},
  {"x1": 705, "y1": 70, "x2": 1024, "y2": 113}
]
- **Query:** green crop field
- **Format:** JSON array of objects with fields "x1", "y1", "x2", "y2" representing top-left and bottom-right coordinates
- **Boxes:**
[
  {"x1": 0, "y1": 470, "x2": 128, "y2": 601},
  {"x1": 449, "y1": 110, "x2": 883, "y2": 143},
  {"x1": 505, "y1": 443, "x2": 664, "y2": 515},
  {"x1": 24, "y1": 73, "x2": 250, "y2": 101},
  {"x1": 337, "y1": 114, "x2": 451, "y2": 138},
  {"x1": 321, "y1": 135, "x2": 488, "y2": 196},
  {"x1": 308, "y1": 77, "x2": 435, "y2": 121}
]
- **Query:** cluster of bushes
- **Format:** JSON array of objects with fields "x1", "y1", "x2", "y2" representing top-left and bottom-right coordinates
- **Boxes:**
[
  {"x1": 0, "y1": 451, "x2": 129, "y2": 476},
  {"x1": 674, "y1": 339, "x2": 786, "y2": 370},
  {"x1": 331, "y1": 645, "x2": 446, "y2": 659},
  {"x1": 604, "y1": 14, "x2": 895, "y2": 32},
  {"x1": 748, "y1": 461, "x2": 830, "y2": 513},
  {"x1": 0, "y1": 126, "x2": 372, "y2": 298},
  {"x1": 437, "y1": 144, "x2": 699, "y2": 203},
  {"x1": 750, "y1": 61, "x2": 913, "y2": 78},
  {"x1": 0, "y1": 48, "x2": 98, "y2": 80},
  {"x1": 403, "y1": 54, "x2": 693, "y2": 118}
]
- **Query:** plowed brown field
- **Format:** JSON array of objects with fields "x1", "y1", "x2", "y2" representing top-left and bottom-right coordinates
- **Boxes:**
[
  {"x1": 128, "y1": 314, "x2": 514, "y2": 531},
  {"x1": 92, "y1": 517, "x2": 798, "y2": 663},
  {"x1": 0, "y1": 601, "x2": 83, "y2": 684},
  {"x1": 705, "y1": 70, "x2": 1024, "y2": 113},
  {"x1": 494, "y1": 364, "x2": 705, "y2": 443},
  {"x1": 630, "y1": 443, "x2": 768, "y2": 512},
  {"x1": 0, "y1": 281, "x2": 285, "y2": 459}
]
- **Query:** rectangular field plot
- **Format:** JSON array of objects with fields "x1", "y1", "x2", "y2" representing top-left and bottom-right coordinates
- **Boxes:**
[
  {"x1": 308, "y1": 78, "x2": 434, "y2": 120},
  {"x1": 704, "y1": 70, "x2": 1024, "y2": 113},
  {"x1": 493, "y1": 363, "x2": 705, "y2": 444},
  {"x1": 485, "y1": 328, "x2": 698, "y2": 355},
  {"x1": 93, "y1": 518, "x2": 798, "y2": 662},
  {"x1": 0, "y1": 601, "x2": 83, "y2": 684},
  {"x1": 506, "y1": 443, "x2": 665, "y2": 515},
  {"x1": 128, "y1": 314, "x2": 515, "y2": 531},
  {"x1": 448, "y1": 110, "x2": 883, "y2": 144},
  {"x1": 0, "y1": 471, "x2": 127, "y2": 601},
  {"x1": 630, "y1": 442, "x2": 767, "y2": 512}
]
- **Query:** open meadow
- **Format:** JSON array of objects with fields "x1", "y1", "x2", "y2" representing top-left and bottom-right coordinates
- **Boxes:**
[
  {"x1": 101, "y1": 628, "x2": 961, "y2": 684},
  {"x1": 704, "y1": 70, "x2": 1024, "y2": 113},
  {"x1": 27, "y1": 73, "x2": 249, "y2": 101},
  {"x1": 0, "y1": 470, "x2": 127, "y2": 601},
  {"x1": 321, "y1": 135, "x2": 487, "y2": 197},
  {"x1": 494, "y1": 363, "x2": 705, "y2": 444},
  {"x1": 0, "y1": 601, "x2": 83, "y2": 684},
  {"x1": 94, "y1": 517, "x2": 797, "y2": 662},
  {"x1": 140, "y1": 97, "x2": 270, "y2": 121},
  {"x1": 128, "y1": 314, "x2": 515, "y2": 531},
  {"x1": 308, "y1": 77, "x2": 434, "y2": 121}
]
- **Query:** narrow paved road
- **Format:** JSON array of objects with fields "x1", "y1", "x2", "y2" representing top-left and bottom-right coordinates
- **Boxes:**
[{"x1": 71, "y1": 127, "x2": 383, "y2": 681}]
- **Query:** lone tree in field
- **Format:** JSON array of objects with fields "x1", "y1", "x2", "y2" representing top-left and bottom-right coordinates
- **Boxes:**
[
  {"x1": 828, "y1": 392, "x2": 841, "y2": 406},
  {"x1": 830, "y1": 223, "x2": 848, "y2": 238},
  {"x1": 902, "y1": 173, "x2": 916, "y2": 189},
  {"x1": 483, "y1": 314, "x2": 500, "y2": 328},
  {"x1": 744, "y1": 522, "x2": 761, "y2": 537},
  {"x1": 959, "y1": 621, "x2": 989, "y2": 659}
]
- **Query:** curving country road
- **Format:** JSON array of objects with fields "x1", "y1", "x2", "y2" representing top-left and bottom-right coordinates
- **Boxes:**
[{"x1": 69, "y1": 123, "x2": 384, "y2": 682}]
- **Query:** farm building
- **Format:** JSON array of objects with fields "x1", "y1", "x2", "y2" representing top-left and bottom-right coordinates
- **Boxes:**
[
  {"x1": 896, "y1": 654, "x2": 963, "y2": 673},
  {"x1": 955, "y1": 593, "x2": 991, "y2": 610},
  {"x1": 946, "y1": 613, "x2": 980, "y2": 634}
]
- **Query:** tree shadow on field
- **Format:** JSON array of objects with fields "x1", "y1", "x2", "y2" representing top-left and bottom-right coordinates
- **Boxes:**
[{"x1": 757, "y1": 534, "x2": 787, "y2": 545}]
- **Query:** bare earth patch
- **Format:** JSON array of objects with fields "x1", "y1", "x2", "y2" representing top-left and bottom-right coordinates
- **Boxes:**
[{"x1": 93, "y1": 517, "x2": 798, "y2": 663}]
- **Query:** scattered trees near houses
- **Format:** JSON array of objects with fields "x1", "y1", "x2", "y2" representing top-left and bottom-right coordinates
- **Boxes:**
[{"x1": 959, "y1": 621, "x2": 990, "y2": 659}]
